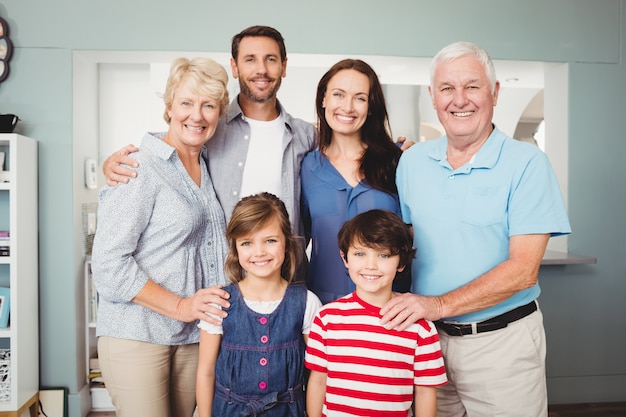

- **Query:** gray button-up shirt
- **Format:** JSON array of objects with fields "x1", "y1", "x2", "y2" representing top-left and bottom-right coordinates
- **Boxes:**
[{"x1": 205, "y1": 97, "x2": 317, "y2": 237}]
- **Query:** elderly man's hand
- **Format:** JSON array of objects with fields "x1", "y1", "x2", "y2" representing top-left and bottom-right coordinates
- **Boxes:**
[{"x1": 380, "y1": 292, "x2": 444, "y2": 331}]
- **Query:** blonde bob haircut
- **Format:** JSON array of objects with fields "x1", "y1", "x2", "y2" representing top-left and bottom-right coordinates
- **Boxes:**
[
  {"x1": 162, "y1": 57, "x2": 230, "y2": 124},
  {"x1": 224, "y1": 192, "x2": 301, "y2": 284}
]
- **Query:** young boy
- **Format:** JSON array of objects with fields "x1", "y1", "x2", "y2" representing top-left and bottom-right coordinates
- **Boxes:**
[{"x1": 305, "y1": 209, "x2": 447, "y2": 417}]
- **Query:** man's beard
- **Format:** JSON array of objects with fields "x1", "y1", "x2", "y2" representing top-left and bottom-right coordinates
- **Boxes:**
[{"x1": 239, "y1": 76, "x2": 282, "y2": 103}]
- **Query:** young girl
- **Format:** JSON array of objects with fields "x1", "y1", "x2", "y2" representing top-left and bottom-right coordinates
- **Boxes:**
[{"x1": 196, "y1": 192, "x2": 322, "y2": 417}]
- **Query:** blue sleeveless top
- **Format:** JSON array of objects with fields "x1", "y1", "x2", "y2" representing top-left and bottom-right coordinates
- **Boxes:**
[{"x1": 212, "y1": 283, "x2": 307, "y2": 417}]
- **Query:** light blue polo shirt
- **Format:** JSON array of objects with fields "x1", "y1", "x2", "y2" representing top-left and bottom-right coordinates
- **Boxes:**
[{"x1": 396, "y1": 127, "x2": 571, "y2": 323}]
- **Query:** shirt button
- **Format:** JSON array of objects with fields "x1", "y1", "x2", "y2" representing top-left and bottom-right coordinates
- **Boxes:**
[
  {"x1": 232, "y1": 191, "x2": 238, "y2": 197},
  {"x1": 238, "y1": 162, "x2": 243, "y2": 167},
  {"x1": 260, "y1": 335, "x2": 268, "y2": 344},
  {"x1": 244, "y1": 135, "x2": 249, "y2": 140},
  {"x1": 259, "y1": 381, "x2": 267, "y2": 390},
  {"x1": 259, "y1": 357, "x2": 268, "y2": 366},
  {"x1": 449, "y1": 174, "x2": 455, "y2": 179},
  {"x1": 210, "y1": 263, "x2": 214, "y2": 269},
  {"x1": 259, "y1": 317, "x2": 267, "y2": 325},
  {"x1": 207, "y1": 242, "x2": 212, "y2": 247}
]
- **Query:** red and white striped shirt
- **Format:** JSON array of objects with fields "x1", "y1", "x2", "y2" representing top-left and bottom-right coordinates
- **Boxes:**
[{"x1": 305, "y1": 292, "x2": 447, "y2": 416}]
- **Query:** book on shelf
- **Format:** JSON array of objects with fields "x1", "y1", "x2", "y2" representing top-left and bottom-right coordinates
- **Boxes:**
[
  {"x1": 89, "y1": 356, "x2": 99, "y2": 370},
  {"x1": 89, "y1": 356, "x2": 105, "y2": 383},
  {"x1": 0, "y1": 237, "x2": 9, "y2": 256},
  {"x1": 88, "y1": 372, "x2": 104, "y2": 383}
]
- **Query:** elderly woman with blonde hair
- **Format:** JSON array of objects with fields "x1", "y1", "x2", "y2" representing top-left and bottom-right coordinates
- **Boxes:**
[{"x1": 92, "y1": 57, "x2": 233, "y2": 417}]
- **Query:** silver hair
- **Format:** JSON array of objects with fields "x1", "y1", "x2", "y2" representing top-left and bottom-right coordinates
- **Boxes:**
[{"x1": 429, "y1": 41, "x2": 497, "y2": 93}]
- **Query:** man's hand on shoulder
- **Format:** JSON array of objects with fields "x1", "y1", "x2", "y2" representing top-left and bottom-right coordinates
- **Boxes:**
[
  {"x1": 103, "y1": 144, "x2": 140, "y2": 186},
  {"x1": 380, "y1": 292, "x2": 444, "y2": 331}
]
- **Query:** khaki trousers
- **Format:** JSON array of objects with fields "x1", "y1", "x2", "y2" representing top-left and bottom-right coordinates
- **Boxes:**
[
  {"x1": 98, "y1": 336, "x2": 199, "y2": 417},
  {"x1": 436, "y1": 306, "x2": 547, "y2": 417}
]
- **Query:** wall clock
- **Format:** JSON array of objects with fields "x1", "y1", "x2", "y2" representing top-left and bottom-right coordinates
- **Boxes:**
[{"x1": 0, "y1": 17, "x2": 13, "y2": 83}]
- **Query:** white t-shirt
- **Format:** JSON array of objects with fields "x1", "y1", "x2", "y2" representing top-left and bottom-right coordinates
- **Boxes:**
[
  {"x1": 239, "y1": 114, "x2": 284, "y2": 199},
  {"x1": 198, "y1": 289, "x2": 322, "y2": 335}
]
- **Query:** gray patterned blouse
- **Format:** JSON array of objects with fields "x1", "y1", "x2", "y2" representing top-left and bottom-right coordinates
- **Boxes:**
[{"x1": 92, "y1": 132, "x2": 228, "y2": 345}]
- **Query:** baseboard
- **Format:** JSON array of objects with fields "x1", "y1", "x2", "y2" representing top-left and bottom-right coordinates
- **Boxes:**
[{"x1": 67, "y1": 383, "x2": 92, "y2": 417}]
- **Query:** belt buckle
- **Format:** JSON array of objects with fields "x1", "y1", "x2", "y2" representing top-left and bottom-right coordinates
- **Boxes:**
[
  {"x1": 476, "y1": 320, "x2": 507, "y2": 333},
  {"x1": 442, "y1": 321, "x2": 490, "y2": 336},
  {"x1": 440, "y1": 321, "x2": 471, "y2": 336}
]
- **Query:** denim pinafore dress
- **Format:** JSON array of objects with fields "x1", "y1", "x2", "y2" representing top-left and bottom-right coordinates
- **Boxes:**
[{"x1": 212, "y1": 283, "x2": 307, "y2": 417}]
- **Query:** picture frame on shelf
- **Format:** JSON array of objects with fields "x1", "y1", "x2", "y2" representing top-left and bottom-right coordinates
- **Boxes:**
[
  {"x1": 0, "y1": 287, "x2": 9, "y2": 328},
  {"x1": 39, "y1": 386, "x2": 69, "y2": 417}
]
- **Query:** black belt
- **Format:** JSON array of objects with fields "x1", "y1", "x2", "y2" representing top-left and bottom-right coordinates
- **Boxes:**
[{"x1": 434, "y1": 301, "x2": 537, "y2": 336}]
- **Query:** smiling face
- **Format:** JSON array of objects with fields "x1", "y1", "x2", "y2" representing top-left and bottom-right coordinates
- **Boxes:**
[
  {"x1": 230, "y1": 36, "x2": 287, "y2": 104},
  {"x1": 429, "y1": 54, "x2": 500, "y2": 144},
  {"x1": 322, "y1": 69, "x2": 370, "y2": 139},
  {"x1": 235, "y1": 217, "x2": 286, "y2": 281},
  {"x1": 166, "y1": 79, "x2": 221, "y2": 150},
  {"x1": 342, "y1": 241, "x2": 405, "y2": 305}
]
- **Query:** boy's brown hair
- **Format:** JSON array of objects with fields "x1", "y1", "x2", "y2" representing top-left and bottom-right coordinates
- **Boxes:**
[{"x1": 337, "y1": 209, "x2": 415, "y2": 269}]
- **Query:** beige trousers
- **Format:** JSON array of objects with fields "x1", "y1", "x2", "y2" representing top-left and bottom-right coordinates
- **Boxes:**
[
  {"x1": 436, "y1": 306, "x2": 547, "y2": 417},
  {"x1": 98, "y1": 336, "x2": 199, "y2": 417}
]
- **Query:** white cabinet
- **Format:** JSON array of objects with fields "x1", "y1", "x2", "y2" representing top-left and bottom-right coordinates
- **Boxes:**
[{"x1": 0, "y1": 134, "x2": 39, "y2": 415}]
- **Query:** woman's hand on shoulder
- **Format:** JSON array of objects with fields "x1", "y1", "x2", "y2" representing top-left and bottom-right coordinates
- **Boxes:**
[
  {"x1": 396, "y1": 136, "x2": 415, "y2": 152},
  {"x1": 179, "y1": 286, "x2": 231, "y2": 324}
]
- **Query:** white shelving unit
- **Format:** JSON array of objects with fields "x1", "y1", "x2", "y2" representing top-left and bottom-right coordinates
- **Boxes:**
[
  {"x1": 0, "y1": 134, "x2": 39, "y2": 416},
  {"x1": 84, "y1": 256, "x2": 114, "y2": 411}
]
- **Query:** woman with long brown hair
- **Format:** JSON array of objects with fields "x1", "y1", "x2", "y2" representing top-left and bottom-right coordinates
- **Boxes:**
[{"x1": 301, "y1": 59, "x2": 408, "y2": 305}]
